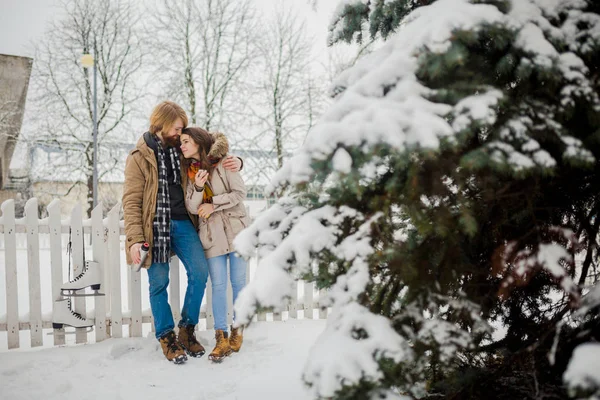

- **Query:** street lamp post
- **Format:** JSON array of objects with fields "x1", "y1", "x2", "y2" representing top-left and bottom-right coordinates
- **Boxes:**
[{"x1": 81, "y1": 53, "x2": 98, "y2": 209}]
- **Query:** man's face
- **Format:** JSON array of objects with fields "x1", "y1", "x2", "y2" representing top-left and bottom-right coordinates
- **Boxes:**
[{"x1": 162, "y1": 118, "x2": 184, "y2": 147}]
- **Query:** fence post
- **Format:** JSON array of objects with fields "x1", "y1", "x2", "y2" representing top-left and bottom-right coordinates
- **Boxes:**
[
  {"x1": 69, "y1": 205, "x2": 87, "y2": 343},
  {"x1": 107, "y1": 203, "x2": 122, "y2": 338},
  {"x1": 91, "y1": 203, "x2": 107, "y2": 341},
  {"x1": 101, "y1": 212, "x2": 111, "y2": 336},
  {"x1": 128, "y1": 262, "x2": 142, "y2": 337},
  {"x1": 125, "y1": 203, "x2": 142, "y2": 337},
  {"x1": 288, "y1": 282, "x2": 298, "y2": 319},
  {"x1": 47, "y1": 200, "x2": 65, "y2": 345},
  {"x1": 304, "y1": 281, "x2": 314, "y2": 320},
  {"x1": 2, "y1": 200, "x2": 19, "y2": 349},
  {"x1": 24, "y1": 199, "x2": 42, "y2": 347}
]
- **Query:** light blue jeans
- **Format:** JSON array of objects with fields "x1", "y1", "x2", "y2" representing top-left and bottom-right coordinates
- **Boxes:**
[
  {"x1": 147, "y1": 219, "x2": 209, "y2": 339},
  {"x1": 208, "y1": 252, "x2": 247, "y2": 332}
]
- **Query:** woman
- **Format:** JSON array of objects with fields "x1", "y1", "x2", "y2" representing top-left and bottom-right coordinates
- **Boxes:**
[{"x1": 180, "y1": 126, "x2": 250, "y2": 363}]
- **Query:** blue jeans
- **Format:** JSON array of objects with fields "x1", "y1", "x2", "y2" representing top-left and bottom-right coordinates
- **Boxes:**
[
  {"x1": 147, "y1": 219, "x2": 209, "y2": 339},
  {"x1": 208, "y1": 252, "x2": 247, "y2": 332}
]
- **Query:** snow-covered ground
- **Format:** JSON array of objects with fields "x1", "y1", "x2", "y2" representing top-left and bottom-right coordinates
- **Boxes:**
[
  {"x1": 0, "y1": 220, "x2": 328, "y2": 399},
  {"x1": 0, "y1": 319, "x2": 326, "y2": 400}
]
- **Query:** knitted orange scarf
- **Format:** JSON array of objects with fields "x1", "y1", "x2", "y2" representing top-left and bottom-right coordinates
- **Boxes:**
[{"x1": 187, "y1": 161, "x2": 213, "y2": 203}]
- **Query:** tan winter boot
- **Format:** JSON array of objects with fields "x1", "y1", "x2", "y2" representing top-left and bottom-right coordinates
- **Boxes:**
[
  {"x1": 208, "y1": 329, "x2": 232, "y2": 362},
  {"x1": 229, "y1": 325, "x2": 243, "y2": 352},
  {"x1": 159, "y1": 330, "x2": 187, "y2": 364},
  {"x1": 178, "y1": 324, "x2": 205, "y2": 358}
]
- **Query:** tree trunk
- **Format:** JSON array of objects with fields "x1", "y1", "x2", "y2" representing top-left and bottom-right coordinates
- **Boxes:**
[{"x1": 86, "y1": 171, "x2": 94, "y2": 217}]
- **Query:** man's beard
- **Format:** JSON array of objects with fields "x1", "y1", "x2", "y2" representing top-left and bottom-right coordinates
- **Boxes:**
[{"x1": 164, "y1": 135, "x2": 181, "y2": 148}]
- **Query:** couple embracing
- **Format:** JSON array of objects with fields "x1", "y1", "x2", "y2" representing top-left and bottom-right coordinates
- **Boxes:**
[{"x1": 122, "y1": 101, "x2": 250, "y2": 364}]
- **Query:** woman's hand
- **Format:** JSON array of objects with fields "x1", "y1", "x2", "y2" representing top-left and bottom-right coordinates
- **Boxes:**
[
  {"x1": 198, "y1": 203, "x2": 215, "y2": 219},
  {"x1": 195, "y1": 169, "x2": 209, "y2": 187}
]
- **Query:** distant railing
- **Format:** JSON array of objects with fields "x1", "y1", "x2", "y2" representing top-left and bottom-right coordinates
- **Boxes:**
[{"x1": 0, "y1": 198, "x2": 328, "y2": 350}]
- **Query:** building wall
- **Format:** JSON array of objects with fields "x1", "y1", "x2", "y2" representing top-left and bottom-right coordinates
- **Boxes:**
[{"x1": 0, "y1": 54, "x2": 33, "y2": 189}]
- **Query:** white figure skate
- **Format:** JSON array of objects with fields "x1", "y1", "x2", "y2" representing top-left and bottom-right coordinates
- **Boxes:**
[
  {"x1": 60, "y1": 260, "x2": 104, "y2": 297},
  {"x1": 52, "y1": 298, "x2": 94, "y2": 330}
]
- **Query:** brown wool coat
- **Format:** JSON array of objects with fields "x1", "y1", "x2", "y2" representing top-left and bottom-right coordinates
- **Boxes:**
[
  {"x1": 122, "y1": 135, "x2": 197, "y2": 268},
  {"x1": 185, "y1": 133, "x2": 250, "y2": 259}
]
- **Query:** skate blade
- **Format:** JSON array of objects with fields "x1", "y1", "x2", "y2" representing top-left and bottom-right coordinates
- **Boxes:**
[
  {"x1": 56, "y1": 292, "x2": 106, "y2": 301},
  {"x1": 46, "y1": 327, "x2": 94, "y2": 336}
]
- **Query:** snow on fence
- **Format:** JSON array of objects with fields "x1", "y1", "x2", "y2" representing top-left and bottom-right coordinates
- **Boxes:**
[{"x1": 0, "y1": 198, "x2": 328, "y2": 350}]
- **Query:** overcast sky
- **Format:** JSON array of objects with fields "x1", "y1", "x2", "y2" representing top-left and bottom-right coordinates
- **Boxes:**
[
  {"x1": 0, "y1": 0, "x2": 63, "y2": 57},
  {"x1": 0, "y1": 0, "x2": 339, "y2": 59}
]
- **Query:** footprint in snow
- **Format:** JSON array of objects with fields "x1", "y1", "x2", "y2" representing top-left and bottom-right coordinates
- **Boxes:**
[{"x1": 108, "y1": 341, "x2": 144, "y2": 359}]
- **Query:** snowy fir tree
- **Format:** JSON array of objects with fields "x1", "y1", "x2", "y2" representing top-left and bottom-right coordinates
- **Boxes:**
[{"x1": 234, "y1": 0, "x2": 600, "y2": 399}]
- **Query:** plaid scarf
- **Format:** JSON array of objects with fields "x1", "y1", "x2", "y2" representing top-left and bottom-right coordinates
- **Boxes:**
[{"x1": 151, "y1": 134, "x2": 181, "y2": 263}]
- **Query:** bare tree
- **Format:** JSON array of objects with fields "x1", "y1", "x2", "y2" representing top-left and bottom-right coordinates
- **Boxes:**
[
  {"x1": 248, "y1": 3, "x2": 323, "y2": 173},
  {"x1": 148, "y1": 0, "x2": 257, "y2": 133},
  {"x1": 28, "y1": 0, "x2": 143, "y2": 216}
]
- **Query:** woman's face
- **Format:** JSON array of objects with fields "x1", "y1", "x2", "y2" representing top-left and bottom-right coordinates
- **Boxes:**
[{"x1": 180, "y1": 134, "x2": 200, "y2": 160}]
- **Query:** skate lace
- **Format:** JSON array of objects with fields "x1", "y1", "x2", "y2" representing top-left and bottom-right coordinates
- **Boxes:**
[
  {"x1": 71, "y1": 263, "x2": 89, "y2": 282},
  {"x1": 67, "y1": 300, "x2": 87, "y2": 321}
]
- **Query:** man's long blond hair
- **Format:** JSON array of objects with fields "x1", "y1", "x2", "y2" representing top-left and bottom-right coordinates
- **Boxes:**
[{"x1": 149, "y1": 101, "x2": 188, "y2": 135}]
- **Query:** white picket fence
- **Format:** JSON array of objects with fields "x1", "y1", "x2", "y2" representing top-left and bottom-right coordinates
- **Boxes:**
[{"x1": 0, "y1": 198, "x2": 327, "y2": 350}]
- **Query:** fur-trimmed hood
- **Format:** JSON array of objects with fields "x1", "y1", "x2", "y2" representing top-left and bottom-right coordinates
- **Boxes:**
[{"x1": 209, "y1": 132, "x2": 229, "y2": 159}]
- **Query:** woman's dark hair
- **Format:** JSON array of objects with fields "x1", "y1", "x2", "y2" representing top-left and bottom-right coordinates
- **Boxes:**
[{"x1": 181, "y1": 126, "x2": 215, "y2": 173}]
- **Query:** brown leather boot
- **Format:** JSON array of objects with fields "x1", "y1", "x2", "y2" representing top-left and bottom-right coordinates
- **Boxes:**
[
  {"x1": 178, "y1": 324, "x2": 205, "y2": 357},
  {"x1": 159, "y1": 330, "x2": 187, "y2": 364},
  {"x1": 208, "y1": 329, "x2": 232, "y2": 362},
  {"x1": 229, "y1": 325, "x2": 243, "y2": 352}
]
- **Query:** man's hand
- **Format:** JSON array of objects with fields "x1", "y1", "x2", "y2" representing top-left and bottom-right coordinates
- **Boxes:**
[
  {"x1": 222, "y1": 155, "x2": 241, "y2": 172},
  {"x1": 198, "y1": 203, "x2": 215, "y2": 219},
  {"x1": 130, "y1": 242, "x2": 143, "y2": 265}
]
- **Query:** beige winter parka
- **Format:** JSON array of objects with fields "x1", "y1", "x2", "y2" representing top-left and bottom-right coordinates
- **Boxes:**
[
  {"x1": 122, "y1": 134, "x2": 197, "y2": 268},
  {"x1": 185, "y1": 133, "x2": 250, "y2": 259}
]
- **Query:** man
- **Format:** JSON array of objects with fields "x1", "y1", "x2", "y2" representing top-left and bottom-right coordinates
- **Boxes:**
[{"x1": 123, "y1": 101, "x2": 241, "y2": 364}]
